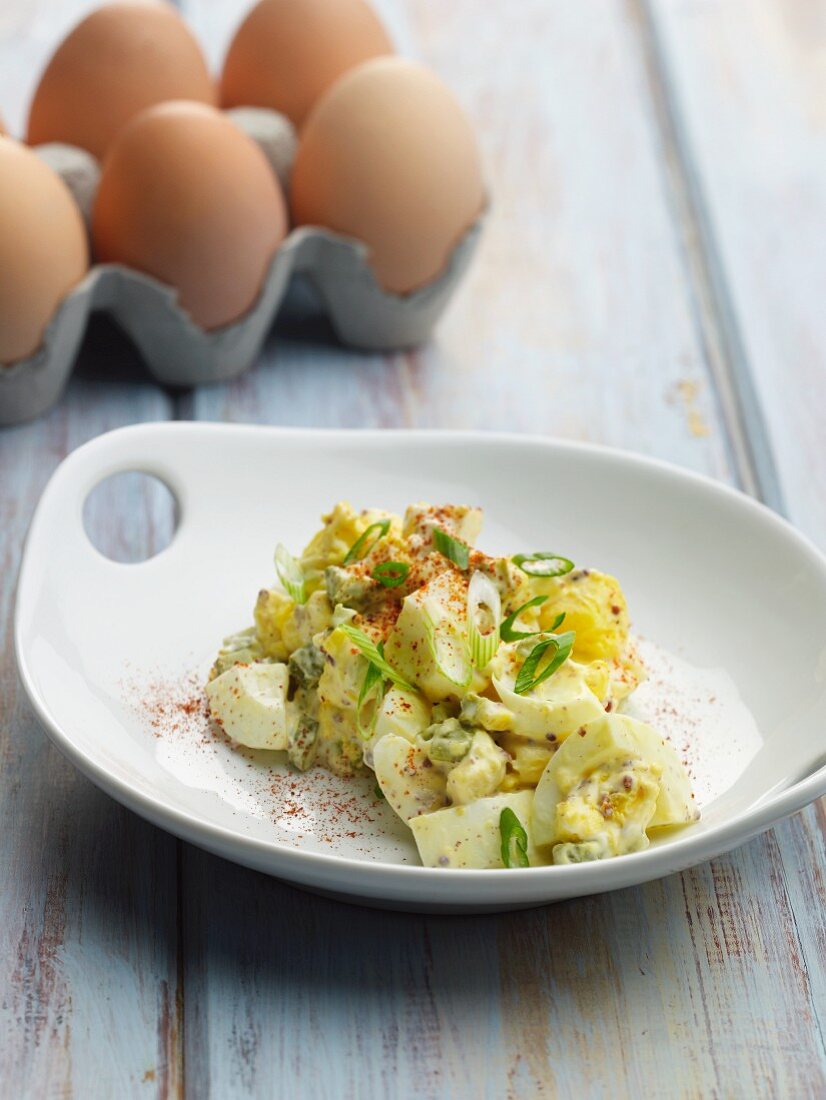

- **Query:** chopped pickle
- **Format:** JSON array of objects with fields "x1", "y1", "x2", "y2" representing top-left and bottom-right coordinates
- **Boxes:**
[
  {"x1": 288, "y1": 713, "x2": 319, "y2": 771},
  {"x1": 423, "y1": 718, "x2": 474, "y2": 763},
  {"x1": 288, "y1": 643, "x2": 326, "y2": 689}
]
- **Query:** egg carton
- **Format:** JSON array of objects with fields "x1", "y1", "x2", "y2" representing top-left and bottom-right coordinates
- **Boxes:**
[{"x1": 0, "y1": 131, "x2": 482, "y2": 427}]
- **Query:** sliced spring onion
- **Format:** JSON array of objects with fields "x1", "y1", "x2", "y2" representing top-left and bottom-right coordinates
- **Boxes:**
[
  {"x1": 372, "y1": 561, "x2": 410, "y2": 588},
  {"x1": 512, "y1": 552, "x2": 575, "y2": 578},
  {"x1": 500, "y1": 807, "x2": 530, "y2": 868},
  {"x1": 501, "y1": 599, "x2": 566, "y2": 642},
  {"x1": 513, "y1": 630, "x2": 575, "y2": 695},
  {"x1": 373, "y1": 782, "x2": 385, "y2": 801},
  {"x1": 500, "y1": 595, "x2": 547, "y2": 641},
  {"x1": 338, "y1": 624, "x2": 415, "y2": 693},
  {"x1": 467, "y1": 570, "x2": 501, "y2": 668},
  {"x1": 343, "y1": 519, "x2": 391, "y2": 565},
  {"x1": 432, "y1": 527, "x2": 470, "y2": 570},
  {"x1": 356, "y1": 658, "x2": 385, "y2": 740},
  {"x1": 275, "y1": 543, "x2": 307, "y2": 604}
]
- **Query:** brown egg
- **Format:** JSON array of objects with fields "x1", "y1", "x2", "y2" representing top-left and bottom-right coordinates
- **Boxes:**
[
  {"x1": 291, "y1": 58, "x2": 485, "y2": 294},
  {"x1": 0, "y1": 138, "x2": 89, "y2": 363},
  {"x1": 27, "y1": 2, "x2": 215, "y2": 159},
  {"x1": 92, "y1": 102, "x2": 287, "y2": 330},
  {"x1": 220, "y1": 0, "x2": 393, "y2": 128}
]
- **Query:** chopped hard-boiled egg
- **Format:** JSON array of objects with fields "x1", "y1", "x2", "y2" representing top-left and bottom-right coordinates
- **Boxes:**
[
  {"x1": 385, "y1": 571, "x2": 474, "y2": 702},
  {"x1": 362, "y1": 686, "x2": 432, "y2": 768},
  {"x1": 206, "y1": 662, "x2": 288, "y2": 749},
  {"x1": 444, "y1": 729, "x2": 508, "y2": 806},
  {"x1": 372, "y1": 732, "x2": 447, "y2": 821},
  {"x1": 207, "y1": 502, "x2": 699, "y2": 870},
  {"x1": 410, "y1": 790, "x2": 537, "y2": 868},
  {"x1": 490, "y1": 643, "x2": 605, "y2": 741},
  {"x1": 532, "y1": 712, "x2": 698, "y2": 861}
]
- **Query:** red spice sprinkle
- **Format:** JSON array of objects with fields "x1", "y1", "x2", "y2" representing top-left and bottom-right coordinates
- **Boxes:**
[{"x1": 120, "y1": 669, "x2": 394, "y2": 854}]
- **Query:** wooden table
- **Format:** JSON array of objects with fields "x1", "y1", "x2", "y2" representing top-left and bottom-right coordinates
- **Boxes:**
[{"x1": 2, "y1": 1, "x2": 825, "y2": 1095}]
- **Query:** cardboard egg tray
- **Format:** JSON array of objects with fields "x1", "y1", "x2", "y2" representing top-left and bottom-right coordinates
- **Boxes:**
[{"x1": 0, "y1": 129, "x2": 483, "y2": 427}]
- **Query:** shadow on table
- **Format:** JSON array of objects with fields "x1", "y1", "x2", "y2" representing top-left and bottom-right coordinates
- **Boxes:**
[{"x1": 177, "y1": 839, "x2": 722, "y2": 1051}]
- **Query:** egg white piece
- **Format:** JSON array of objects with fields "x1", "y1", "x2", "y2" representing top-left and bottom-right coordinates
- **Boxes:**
[{"x1": 206, "y1": 662, "x2": 289, "y2": 750}]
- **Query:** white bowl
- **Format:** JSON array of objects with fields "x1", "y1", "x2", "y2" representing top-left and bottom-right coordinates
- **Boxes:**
[{"x1": 15, "y1": 424, "x2": 826, "y2": 912}]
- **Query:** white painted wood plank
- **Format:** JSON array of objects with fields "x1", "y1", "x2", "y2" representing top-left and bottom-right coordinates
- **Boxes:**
[
  {"x1": 647, "y1": 0, "x2": 826, "y2": 1082},
  {"x1": 648, "y1": 0, "x2": 826, "y2": 542},
  {"x1": 181, "y1": 830, "x2": 826, "y2": 1098},
  {"x1": 0, "y1": 339, "x2": 181, "y2": 1095}
]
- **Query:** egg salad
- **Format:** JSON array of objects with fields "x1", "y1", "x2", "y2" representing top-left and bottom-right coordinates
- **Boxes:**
[{"x1": 206, "y1": 502, "x2": 698, "y2": 869}]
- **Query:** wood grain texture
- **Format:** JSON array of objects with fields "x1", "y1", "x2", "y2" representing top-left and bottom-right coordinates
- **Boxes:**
[
  {"x1": 2, "y1": 0, "x2": 826, "y2": 1096},
  {"x1": 0, "y1": 329, "x2": 181, "y2": 1096},
  {"x1": 647, "y1": 0, "x2": 826, "y2": 538},
  {"x1": 180, "y1": 841, "x2": 826, "y2": 1099},
  {"x1": 645, "y1": 0, "x2": 826, "y2": 1079}
]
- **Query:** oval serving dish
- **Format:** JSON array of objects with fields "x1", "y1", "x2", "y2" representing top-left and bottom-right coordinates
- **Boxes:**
[{"x1": 15, "y1": 424, "x2": 826, "y2": 912}]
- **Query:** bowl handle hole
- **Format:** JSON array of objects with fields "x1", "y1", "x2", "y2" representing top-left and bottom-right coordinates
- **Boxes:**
[{"x1": 82, "y1": 471, "x2": 178, "y2": 564}]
